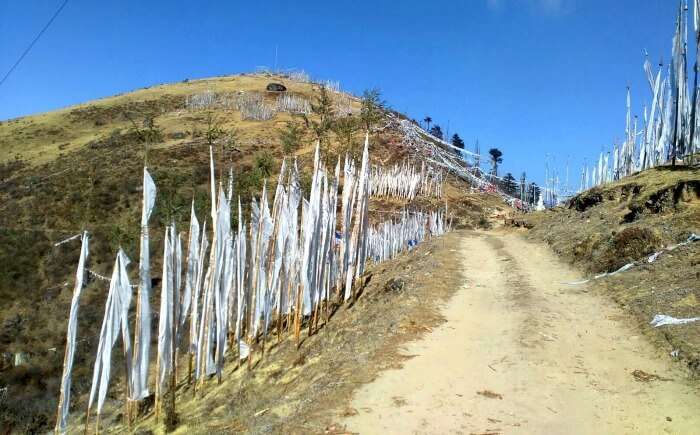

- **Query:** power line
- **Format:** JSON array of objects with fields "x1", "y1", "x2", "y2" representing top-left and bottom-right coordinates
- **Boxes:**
[{"x1": 0, "y1": 0, "x2": 69, "y2": 89}]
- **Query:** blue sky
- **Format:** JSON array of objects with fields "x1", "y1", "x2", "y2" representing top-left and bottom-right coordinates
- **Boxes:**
[{"x1": 0, "y1": 0, "x2": 688, "y2": 187}]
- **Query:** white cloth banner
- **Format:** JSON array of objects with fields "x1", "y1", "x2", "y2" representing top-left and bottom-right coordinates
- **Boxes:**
[
  {"x1": 87, "y1": 249, "x2": 132, "y2": 416},
  {"x1": 55, "y1": 231, "x2": 89, "y2": 434},
  {"x1": 651, "y1": 314, "x2": 700, "y2": 327},
  {"x1": 131, "y1": 166, "x2": 156, "y2": 400}
]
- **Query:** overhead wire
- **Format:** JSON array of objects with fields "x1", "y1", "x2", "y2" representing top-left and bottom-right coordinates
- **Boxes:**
[{"x1": 0, "y1": 0, "x2": 70, "y2": 88}]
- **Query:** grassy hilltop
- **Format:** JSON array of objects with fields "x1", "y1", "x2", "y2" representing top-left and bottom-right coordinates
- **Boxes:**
[{"x1": 0, "y1": 72, "x2": 506, "y2": 432}]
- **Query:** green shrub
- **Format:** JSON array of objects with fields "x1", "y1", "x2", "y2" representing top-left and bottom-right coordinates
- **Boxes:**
[
  {"x1": 279, "y1": 122, "x2": 305, "y2": 155},
  {"x1": 254, "y1": 152, "x2": 274, "y2": 178},
  {"x1": 236, "y1": 168, "x2": 264, "y2": 199}
]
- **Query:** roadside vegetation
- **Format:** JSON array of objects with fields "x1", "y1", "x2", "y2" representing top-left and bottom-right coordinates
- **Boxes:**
[{"x1": 520, "y1": 166, "x2": 700, "y2": 376}]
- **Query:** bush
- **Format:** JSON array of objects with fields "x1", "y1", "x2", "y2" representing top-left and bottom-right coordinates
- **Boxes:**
[
  {"x1": 236, "y1": 168, "x2": 264, "y2": 199},
  {"x1": 360, "y1": 88, "x2": 386, "y2": 131},
  {"x1": 331, "y1": 116, "x2": 359, "y2": 157},
  {"x1": 279, "y1": 122, "x2": 305, "y2": 155},
  {"x1": 596, "y1": 226, "x2": 661, "y2": 272},
  {"x1": 477, "y1": 215, "x2": 491, "y2": 229},
  {"x1": 254, "y1": 152, "x2": 274, "y2": 178},
  {"x1": 569, "y1": 188, "x2": 603, "y2": 212},
  {"x1": 299, "y1": 172, "x2": 313, "y2": 197}
]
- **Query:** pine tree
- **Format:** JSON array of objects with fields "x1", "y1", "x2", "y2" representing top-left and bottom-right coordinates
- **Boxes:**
[
  {"x1": 360, "y1": 88, "x2": 386, "y2": 132},
  {"x1": 429, "y1": 125, "x2": 443, "y2": 140},
  {"x1": 501, "y1": 173, "x2": 517, "y2": 196},
  {"x1": 304, "y1": 85, "x2": 335, "y2": 149},
  {"x1": 451, "y1": 133, "x2": 465, "y2": 149},
  {"x1": 279, "y1": 121, "x2": 305, "y2": 155},
  {"x1": 488, "y1": 148, "x2": 503, "y2": 176}
]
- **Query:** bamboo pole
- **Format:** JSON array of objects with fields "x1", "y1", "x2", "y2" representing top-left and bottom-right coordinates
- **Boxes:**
[
  {"x1": 247, "y1": 342, "x2": 253, "y2": 371},
  {"x1": 83, "y1": 407, "x2": 90, "y2": 435},
  {"x1": 169, "y1": 246, "x2": 177, "y2": 420},
  {"x1": 285, "y1": 274, "x2": 294, "y2": 334},
  {"x1": 55, "y1": 307, "x2": 75, "y2": 434},
  {"x1": 308, "y1": 300, "x2": 316, "y2": 337},
  {"x1": 192, "y1": 351, "x2": 198, "y2": 396},
  {"x1": 188, "y1": 352, "x2": 193, "y2": 385},
  {"x1": 130, "y1": 287, "x2": 141, "y2": 425},
  {"x1": 123, "y1": 349, "x2": 131, "y2": 428},
  {"x1": 197, "y1": 280, "x2": 212, "y2": 393},
  {"x1": 294, "y1": 283, "x2": 302, "y2": 348},
  {"x1": 324, "y1": 271, "x2": 330, "y2": 326},
  {"x1": 261, "y1": 329, "x2": 267, "y2": 358}
]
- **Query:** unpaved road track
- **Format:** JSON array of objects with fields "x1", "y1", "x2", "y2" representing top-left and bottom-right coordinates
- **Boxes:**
[{"x1": 343, "y1": 231, "x2": 700, "y2": 434}]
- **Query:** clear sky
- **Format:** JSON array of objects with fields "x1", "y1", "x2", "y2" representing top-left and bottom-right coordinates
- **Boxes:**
[{"x1": 0, "y1": 0, "x2": 689, "y2": 187}]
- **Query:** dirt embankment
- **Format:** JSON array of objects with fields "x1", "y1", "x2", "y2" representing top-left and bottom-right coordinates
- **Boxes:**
[{"x1": 519, "y1": 166, "x2": 700, "y2": 376}]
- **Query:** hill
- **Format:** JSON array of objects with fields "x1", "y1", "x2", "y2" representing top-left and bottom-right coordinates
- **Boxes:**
[
  {"x1": 518, "y1": 166, "x2": 700, "y2": 376},
  {"x1": 0, "y1": 72, "x2": 511, "y2": 432}
]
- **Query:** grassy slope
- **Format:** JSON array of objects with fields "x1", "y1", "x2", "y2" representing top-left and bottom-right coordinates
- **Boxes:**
[
  {"x1": 520, "y1": 166, "x2": 700, "y2": 375},
  {"x1": 0, "y1": 73, "x2": 506, "y2": 432}
]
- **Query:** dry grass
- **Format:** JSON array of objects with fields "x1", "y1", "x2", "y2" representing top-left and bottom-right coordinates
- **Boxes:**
[
  {"x1": 526, "y1": 166, "x2": 699, "y2": 272},
  {"x1": 0, "y1": 74, "x2": 360, "y2": 166}
]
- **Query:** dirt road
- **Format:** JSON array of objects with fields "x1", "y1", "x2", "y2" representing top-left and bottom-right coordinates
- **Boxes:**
[{"x1": 342, "y1": 231, "x2": 700, "y2": 434}]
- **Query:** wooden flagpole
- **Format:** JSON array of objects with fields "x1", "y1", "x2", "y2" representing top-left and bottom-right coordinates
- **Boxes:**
[{"x1": 169, "y1": 239, "x2": 177, "y2": 419}]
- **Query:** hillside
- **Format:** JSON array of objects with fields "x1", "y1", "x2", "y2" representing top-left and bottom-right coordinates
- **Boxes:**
[
  {"x1": 517, "y1": 166, "x2": 700, "y2": 375},
  {"x1": 0, "y1": 73, "x2": 510, "y2": 433}
]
